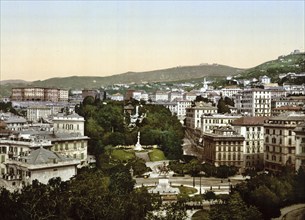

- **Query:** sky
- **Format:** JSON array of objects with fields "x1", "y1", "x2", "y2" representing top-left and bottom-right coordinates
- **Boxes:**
[{"x1": 0, "y1": 0, "x2": 304, "y2": 81}]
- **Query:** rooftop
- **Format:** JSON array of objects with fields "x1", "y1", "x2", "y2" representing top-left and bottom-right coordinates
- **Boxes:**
[{"x1": 231, "y1": 116, "x2": 269, "y2": 126}]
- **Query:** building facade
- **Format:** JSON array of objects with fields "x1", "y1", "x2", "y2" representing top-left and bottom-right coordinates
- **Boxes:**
[
  {"x1": 264, "y1": 113, "x2": 305, "y2": 172},
  {"x1": 202, "y1": 126, "x2": 244, "y2": 170},
  {"x1": 231, "y1": 116, "x2": 268, "y2": 170},
  {"x1": 11, "y1": 87, "x2": 68, "y2": 102}
]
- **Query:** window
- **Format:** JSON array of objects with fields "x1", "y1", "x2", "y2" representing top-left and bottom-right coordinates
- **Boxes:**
[
  {"x1": 81, "y1": 153, "x2": 84, "y2": 160},
  {"x1": 65, "y1": 143, "x2": 68, "y2": 150},
  {"x1": 74, "y1": 142, "x2": 77, "y2": 150},
  {"x1": 289, "y1": 130, "x2": 292, "y2": 136},
  {"x1": 265, "y1": 137, "x2": 269, "y2": 143},
  {"x1": 266, "y1": 129, "x2": 269, "y2": 134},
  {"x1": 288, "y1": 138, "x2": 292, "y2": 145}
]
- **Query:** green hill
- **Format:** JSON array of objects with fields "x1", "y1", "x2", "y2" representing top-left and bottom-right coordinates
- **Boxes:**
[
  {"x1": 30, "y1": 64, "x2": 243, "y2": 89},
  {"x1": 237, "y1": 53, "x2": 305, "y2": 81}
]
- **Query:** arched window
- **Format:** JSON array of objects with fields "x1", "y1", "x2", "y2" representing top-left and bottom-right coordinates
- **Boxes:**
[{"x1": 265, "y1": 137, "x2": 269, "y2": 143}]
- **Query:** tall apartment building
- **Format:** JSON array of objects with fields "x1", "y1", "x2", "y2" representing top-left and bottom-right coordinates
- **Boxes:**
[
  {"x1": 185, "y1": 102, "x2": 217, "y2": 130},
  {"x1": 202, "y1": 126, "x2": 244, "y2": 170},
  {"x1": 295, "y1": 122, "x2": 305, "y2": 171},
  {"x1": 11, "y1": 87, "x2": 68, "y2": 102},
  {"x1": 231, "y1": 116, "x2": 268, "y2": 169},
  {"x1": 264, "y1": 113, "x2": 305, "y2": 172},
  {"x1": 235, "y1": 89, "x2": 271, "y2": 116}
]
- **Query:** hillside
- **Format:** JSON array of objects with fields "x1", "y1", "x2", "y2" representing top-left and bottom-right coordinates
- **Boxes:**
[
  {"x1": 30, "y1": 64, "x2": 242, "y2": 89},
  {"x1": 237, "y1": 53, "x2": 305, "y2": 81}
]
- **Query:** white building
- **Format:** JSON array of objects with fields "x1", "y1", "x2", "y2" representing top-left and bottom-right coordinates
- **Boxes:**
[
  {"x1": 59, "y1": 89, "x2": 69, "y2": 102},
  {"x1": 185, "y1": 102, "x2": 217, "y2": 130},
  {"x1": 154, "y1": 91, "x2": 169, "y2": 102},
  {"x1": 259, "y1": 75, "x2": 271, "y2": 84},
  {"x1": 231, "y1": 116, "x2": 268, "y2": 169},
  {"x1": 53, "y1": 113, "x2": 85, "y2": 136},
  {"x1": 220, "y1": 87, "x2": 242, "y2": 98},
  {"x1": 26, "y1": 106, "x2": 52, "y2": 123},
  {"x1": 111, "y1": 93, "x2": 124, "y2": 101},
  {"x1": 176, "y1": 100, "x2": 192, "y2": 123},
  {"x1": 235, "y1": 89, "x2": 271, "y2": 116},
  {"x1": 264, "y1": 113, "x2": 305, "y2": 172}
]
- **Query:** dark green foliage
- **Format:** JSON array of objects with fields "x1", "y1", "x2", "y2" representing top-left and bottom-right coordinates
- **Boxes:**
[
  {"x1": 232, "y1": 168, "x2": 305, "y2": 219},
  {"x1": 0, "y1": 102, "x2": 18, "y2": 115},
  {"x1": 0, "y1": 168, "x2": 159, "y2": 220},
  {"x1": 217, "y1": 97, "x2": 230, "y2": 113},
  {"x1": 75, "y1": 99, "x2": 184, "y2": 160},
  {"x1": 209, "y1": 192, "x2": 263, "y2": 220}
]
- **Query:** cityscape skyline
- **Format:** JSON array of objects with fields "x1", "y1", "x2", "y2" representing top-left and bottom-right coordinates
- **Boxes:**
[{"x1": 0, "y1": 0, "x2": 304, "y2": 81}]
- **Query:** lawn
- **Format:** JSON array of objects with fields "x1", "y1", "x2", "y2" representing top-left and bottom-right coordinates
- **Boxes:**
[
  {"x1": 148, "y1": 149, "x2": 166, "y2": 161},
  {"x1": 192, "y1": 209, "x2": 209, "y2": 220},
  {"x1": 174, "y1": 186, "x2": 197, "y2": 195},
  {"x1": 111, "y1": 149, "x2": 135, "y2": 161}
]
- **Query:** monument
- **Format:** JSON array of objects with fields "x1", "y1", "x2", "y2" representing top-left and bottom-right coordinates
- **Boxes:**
[
  {"x1": 134, "y1": 131, "x2": 144, "y2": 151},
  {"x1": 148, "y1": 162, "x2": 180, "y2": 200}
]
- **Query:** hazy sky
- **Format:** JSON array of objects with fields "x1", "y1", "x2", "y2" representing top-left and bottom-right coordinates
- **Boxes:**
[{"x1": 1, "y1": 1, "x2": 304, "y2": 81}]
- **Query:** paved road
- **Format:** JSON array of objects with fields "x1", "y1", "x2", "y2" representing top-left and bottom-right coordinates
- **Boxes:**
[
  {"x1": 135, "y1": 174, "x2": 245, "y2": 190},
  {"x1": 272, "y1": 204, "x2": 305, "y2": 220}
]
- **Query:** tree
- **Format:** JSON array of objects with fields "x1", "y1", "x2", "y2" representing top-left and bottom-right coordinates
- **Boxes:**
[
  {"x1": 250, "y1": 185, "x2": 281, "y2": 219},
  {"x1": 217, "y1": 97, "x2": 230, "y2": 113},
  {"x1": 209, "y1": 192, "x2": 262, "y2": 220}
]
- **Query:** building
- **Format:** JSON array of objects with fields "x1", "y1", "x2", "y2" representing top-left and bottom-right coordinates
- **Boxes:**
[
  {"x1": 176, "y1": 100, "x2": 192, "y2": 123},
  {"x1": 231, "y1": 116, "x2": 268, "y2": 169},
  {"x1": 183, "y1": 92, "x2": 197, "y2": 101},
  {"x1": 26, "y1": 106, "x2": 52, "y2": 123},
  {"x1": 169, "y1": 91, "x2": 183, "y2": 102},
  {"x1": 111, "y1": 93, "x2": 124, "y2": 101},
  {"x1": 259, "y1": 75, "x2": 271, "y2": 84},
  {"x1": 11, "y1": 87, "x2": 68, "y2": 102},
  {"x1": 3, "y1": 147, "x2": 79, "y2": 189},
  {"x1": 201, "y1": 114, "x2": 242, "y2": 133},
  {"x1": 264, "y1": 113, "x2": 305, "y2": 172},
  {"x1": 185, "y1": 102, "x2": 217, "y2": 130},
  {"x1": 53, "y1": 113, "x2": 85, "y2": 136},
  {"x1": 294, "y1": 122, "x2": 305, "y2": 171},
  {"x1": 0, "y1": 134, "x2": 52, "y2": 175},
  {"x1": 271, "y1": 106, "x2": 303, "y2": 116},
  {"x1": 82, "y1": 89, "x2": 99, "y2": 100},
  {"x1": 202, "y1": 126, "x2": 244, "y2": 170},
  {"x1": 235, "y1": 89, "x2": 271, "y2": 116},
  {"x1": 271, "y1": 96, "x2": 305, "y2": 108},
  {"x1": 0, "y1": 113, "x2": 27, "y2": 131},
  {"x1": 154, "y1": 91, "x2": 169, "y2": 102},
  {"x1": 220, "y1": 87, "x2": 242, "y2": 98}
]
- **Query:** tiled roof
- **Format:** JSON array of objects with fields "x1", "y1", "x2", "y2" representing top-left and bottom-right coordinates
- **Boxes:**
[
  {"x1": 231, "y1": 116, "x2": 269, "y2": 126},
  {"x1": 23, "y1": 147, "x2": 72, "y2": 165}
]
